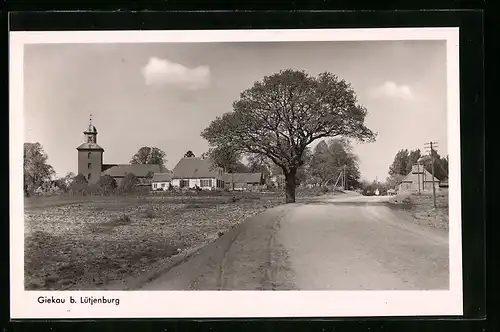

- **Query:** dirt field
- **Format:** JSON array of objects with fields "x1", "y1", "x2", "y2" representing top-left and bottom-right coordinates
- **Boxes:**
[
  {"x1": 402, "y1": 190, "x2": 449, "y2": 230},
  {"x1": 24, "y1": 191, "x2": 292, "y2": 290}
]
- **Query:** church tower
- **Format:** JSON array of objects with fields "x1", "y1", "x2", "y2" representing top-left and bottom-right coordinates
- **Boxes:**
[{"x1": 76, "y1": 115, "x2": 104, "y2": 184}]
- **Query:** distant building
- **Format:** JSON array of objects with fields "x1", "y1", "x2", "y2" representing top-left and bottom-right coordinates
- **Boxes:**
[
  {"x1": 76, "y1": 118, "x2": 166, "y2": 185},
  {"x1": 151, "y1": 172, "x2": 173, "y2": 191},
  {"x1": 399, "y1": 164, "x2": 440, "y2": 193},
  {"x1": 171, "y1": 157, "x2": 226, "y2": 190},
  {"x1": 224, "y1": 172, "x2": 263, "y2": 191}
]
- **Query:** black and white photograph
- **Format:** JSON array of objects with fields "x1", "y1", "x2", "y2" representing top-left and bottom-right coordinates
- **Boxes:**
[{"x1": 10, "y1": 28, "x2": 462, "y2": 318}]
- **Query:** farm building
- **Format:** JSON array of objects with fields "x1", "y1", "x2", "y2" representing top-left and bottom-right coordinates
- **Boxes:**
[
  {"x1": 101, "y1": 164, "x2": 167, "y2": 186},
  {"x1": 151, "y1": 172, "x2": 173, "y2": 191},
  {"x1": 171, "y1": 157, "x2": 226, "y2": 190},
  {"x1": 398, "y1": 164, "x2": 440, "y2": 193},
  {"x1": 224, "y1": 172, "x2": 263, "y2": 191},
  {"x1": 76, "y1": 118, "x2": 166, "y2": 185}
]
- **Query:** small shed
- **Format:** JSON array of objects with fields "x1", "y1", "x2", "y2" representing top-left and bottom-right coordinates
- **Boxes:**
[{"x1": 224, "y1": 173, "x2": 263, "y2": 191}]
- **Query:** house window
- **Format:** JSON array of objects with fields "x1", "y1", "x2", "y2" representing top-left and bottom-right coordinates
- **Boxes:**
[
  {"x1": 153, "y1": 183, "x2": 157, "y2": 189},
  {"x1": 88, "y1": 173, "x2": 91, "y2": 180},
  {"x1": 180, "y1": 180, "x2": 189, "y2": 188},
  {"x1": 88, "y1": 152, "x2": 92, "y2": 159},
  {"x1": 161, "y1": 183, "x2": 165, "y2": 188},
  {"x1": 201, "y1": 179, "x2": 212, "y2": 187},
  {"x1": 88, "y1": 163, "x2": 91, "y2": 170}
]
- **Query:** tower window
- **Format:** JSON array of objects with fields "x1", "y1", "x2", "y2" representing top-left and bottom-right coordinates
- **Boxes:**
[
  {"x1": 88, "y1": 152, "x2": 92, "y2": 159},
  {"x1": 88, "y1": 173, "x2": 91, "y2": 180},
  {"x1": 88, "y1": 163, "x2": 92, "y2": 170}
]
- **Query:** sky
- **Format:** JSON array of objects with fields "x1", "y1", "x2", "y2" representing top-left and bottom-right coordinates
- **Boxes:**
[{"x1": 23, "y1": 40, "x2": 448, "y2": 182}]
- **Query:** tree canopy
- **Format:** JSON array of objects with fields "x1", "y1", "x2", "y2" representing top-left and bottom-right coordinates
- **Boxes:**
[
  {"x1": 184, "y1": 150, "x2": 196, "y2": 158},
  {"x1": 130, "y1": 147, "x2": 166, "y2": 165},
  {"x1": 309, "y1": 138, "x2": 361, "y2": 189},
  {"x1": 24, "y1": 142, "x2": 55, "y2": 195},
  {"x1": 205, "y1": 146, "x2": 241, "y2": 173},
  {"x1": 201, "y1": 69, "x2": 375, "y2": 203}
]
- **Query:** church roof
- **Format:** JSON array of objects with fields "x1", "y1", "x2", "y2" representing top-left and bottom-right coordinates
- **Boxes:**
[
  {"x1": 101, "y1": 164, "x2": 167, "y2": 178},
  {"x1": 172, "y1": 157, "x2": 220, "y2": 179},
  {"x1": 76, "y1": 143, "x2": 104, "y2": 151}
]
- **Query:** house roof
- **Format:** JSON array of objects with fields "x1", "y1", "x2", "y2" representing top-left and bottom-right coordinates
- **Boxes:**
[
  {"x1": 76, "y1": 143, "x2": 104, "y2": 151},
  {"x1": 101, "y1": 164, "x2": 167, "y2": 178},
  {"x1": 152, "y1": 172, "x2": 173, "y2": 182},
  {"x1": 410, "y1": 164, "x2": 426, "y2": 174},
  {"x1": 224, "y1": 172, "x2": 262, "y2": 184},
  {"x1": 401, "y1": 167, "x2": 439, "y2": 183},
  {"x1": 172, "y1": 157, "x2": 220, "y2": 179}
]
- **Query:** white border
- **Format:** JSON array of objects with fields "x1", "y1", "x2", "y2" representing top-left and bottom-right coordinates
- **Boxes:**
[{"x1": 10, "y1": 28, "x2": 462, "y2": 319}]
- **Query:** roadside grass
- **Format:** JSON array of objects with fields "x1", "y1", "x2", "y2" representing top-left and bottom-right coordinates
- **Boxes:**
[
  {"x1": 24, "y1": 191, "x2": 286, "y2": 290},
  {"x1": 401, "y1": 190, "x2": 449, "y2": 230}
]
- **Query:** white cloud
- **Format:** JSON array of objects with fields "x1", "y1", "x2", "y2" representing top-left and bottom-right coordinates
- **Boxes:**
[
  {"x1": 141, "y1": 57, "x2": 210, "y2": 90},
  {"x1": 369, "y1": 81, "x2": 413, "y2": 99}
]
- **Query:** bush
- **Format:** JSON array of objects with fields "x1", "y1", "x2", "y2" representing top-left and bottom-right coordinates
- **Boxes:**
[
  {"x1": 73, "y1": 173, "x2": 88, "y2": 184},
  {"x1": 97, "y1": 175, "x2": 117, "y2": 195},
  {"x1": 118, "y1": 173, "x2": 138, "y2": 194}
]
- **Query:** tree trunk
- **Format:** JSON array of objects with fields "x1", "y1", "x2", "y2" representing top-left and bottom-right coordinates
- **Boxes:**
[{"x1": 285, "y1": 169, "x2": 297, "y2": 203}]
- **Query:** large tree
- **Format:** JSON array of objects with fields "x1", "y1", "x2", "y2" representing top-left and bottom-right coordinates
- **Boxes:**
[
  {"x1": 419, "y1": 150, "x2": 449, "y2": 181},
  {"x1": 130, "y1": 147, "x2": 166, "y2": 165},
  {"x1": 201, "y1": 70, "x2": 375, "y2": 203},
  {"x1": 310, "y1": 138, "x2": 361, "y2": 189},
  {"x1": 388, "y1": 149, "x2": 411, "y2": 177},
  {"x1": 206, "y1": 146, "x2": 241, "y2": 173},
  {"x1": 24, "y1": 142, "x2": 55, "y2": 195}
]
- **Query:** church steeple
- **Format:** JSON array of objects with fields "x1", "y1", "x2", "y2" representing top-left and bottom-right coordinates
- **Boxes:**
[
  {"x1": 84, "y1": 114, "x2": 98, "y2": 144},
  {"x1": 77, "y1": 114, "x2": 104, "y2": 184}
]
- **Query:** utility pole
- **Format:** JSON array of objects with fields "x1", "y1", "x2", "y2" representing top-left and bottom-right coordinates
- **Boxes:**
[
  {"x1": 343, "y1": 165, "x2": 347, "y2": 190},
  {"x1": 417, "y1": 162, "x2": 421, "y2": 195},
  {"x1": 424, "y1": 141, "x2": 438, "y2": 209}
]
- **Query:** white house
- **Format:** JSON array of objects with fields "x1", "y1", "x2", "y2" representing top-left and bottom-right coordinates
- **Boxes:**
[
  {"x1": 171, "y1": 157, "x2": 226, "y2": 190},
  {"x1": 151, "y1": 172, "x2": 173, "y2": 191}
]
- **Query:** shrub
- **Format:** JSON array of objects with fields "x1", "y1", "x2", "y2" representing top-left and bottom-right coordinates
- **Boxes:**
[
  {"x1": 73, "y1": 173, "x2": 88, "y2": 184},
  {"x1": 97, "y1": 175, "x2": 117, "y2": 195},
  {"x1": 118, "y1": 173, "x2": 138, "y2": 194}
]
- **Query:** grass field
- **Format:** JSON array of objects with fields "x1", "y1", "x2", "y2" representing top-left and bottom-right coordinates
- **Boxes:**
[
  {"x1": 24, "y1": 189, "x2": 329, "y2": 290},
  {"x1": 402, "y1": 190, "x2": 449, "y2": 230}
]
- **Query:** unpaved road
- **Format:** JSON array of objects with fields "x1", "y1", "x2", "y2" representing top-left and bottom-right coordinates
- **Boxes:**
[{"x1": 140, "y1": 193, "x2": 448, "y2": 290}]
